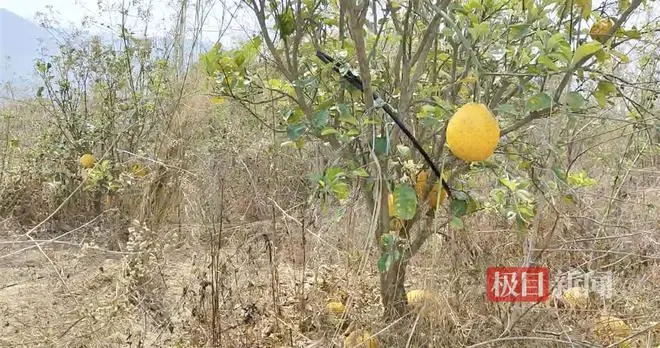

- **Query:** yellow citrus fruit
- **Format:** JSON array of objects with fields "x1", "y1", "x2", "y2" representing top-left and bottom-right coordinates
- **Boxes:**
[
  {"x1": 131, "y1": 163, "x2": 148, "y2": 177},
  {"x1": 415, "y1": 170, "x2": 448, "y2": 209},
  {"x1": 325, "y1": 301, "x2": 346, "y2": 317},
  {"x1": 344, "y1": 329, "x2": 379, "y2": 348},
  {"x1": 329, "y1": 289, "x2": 348, "y2": 304},
  {"x1": 562, "y1": 286, "x2": 590, "y2": 309},
  {"x1": 415, "y1": 170, "x2": 430, "y2": 198},
  {"x1": 590, "y1": 18, "x2": 614, "y2": 44},
  {"x1": 79, "y1": 154, "x2": 96, "y2": 168},
  {"x1": 407, "y1": 289, "x2": 438, "y2": 317},
  {"x1": 407, "y1": 289, "x2": 428, "y2": 304},
  {"x1": 445, "y1": 103, "x2": 500, "y2": 162},
  {"x1": 406, "y1": 289, "x2": 436, "y2": 306},
  {"x1": 428, "y1": 183, "x2": 447, "y2": 209},
  {"x1": 594, "y1": 315, "x2": 631, "y2": 342}
]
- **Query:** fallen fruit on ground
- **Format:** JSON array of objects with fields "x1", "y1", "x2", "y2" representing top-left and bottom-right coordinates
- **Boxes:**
[
  {"x1": 325, "y1": 301, "x2": 346, "y2": 317},
  {"x1": 328, "y1": 289, "x2": 348, "y2": 304},
  {"x1": 131, "y1": 162, "x2": 148, "y2": 177},
  {"x1": 590, "y1": 18, "x2": 614, "y2": 43},
  {"x1": 79, "y1": 154, "x2": 96, "y2": 168},
  {"x1": 445, "y1": 102, "x2": 500, "y2": 162},
  {"x1": 344, "y1": 329, "x2": 378, "y2": 348},
  {"x1": 594, "y1": 315, "x2": 631, "y2": 342},
  {"x1": 406, "y1": 289, "x2": 436, "y2": 310},
  {"x1": 562, "y1": 286, "x2": 590, "y2": 309}
]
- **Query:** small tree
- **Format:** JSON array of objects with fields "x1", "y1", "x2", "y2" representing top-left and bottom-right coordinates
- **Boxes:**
[{"x1": 201, "y1": 0, "x2": 650, "y2": 319}]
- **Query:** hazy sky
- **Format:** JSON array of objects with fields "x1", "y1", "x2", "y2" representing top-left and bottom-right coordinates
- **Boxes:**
[
  {"x1": 0, "y1": 0, "x2": 258, "y2": 45},
  {"x1": 1, "y1": 0, "x2": 657, "y2": 45},
  {"x1": 1, "y1": 0, "x2": 98, "y2": 24}
]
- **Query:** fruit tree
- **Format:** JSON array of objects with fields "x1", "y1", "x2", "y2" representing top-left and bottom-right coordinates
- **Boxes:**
[{"x1": 200, "y1": 0, "x2": 653, "y2": 319}]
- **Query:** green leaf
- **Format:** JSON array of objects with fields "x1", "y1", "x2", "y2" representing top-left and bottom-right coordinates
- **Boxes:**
[
  {"x1": 311, "y1": 108, "x2": 329, "y2": 129},
  {"x1": 566, "y1": 91, "x2": 586, "y2": 111},
  {"x1": 594, "y1": 49, "x2": 611, "y2": 63},
  {"x1": 610, "y1": 50, "x2": 630, "y2": 64},
  {"x1": 547, "y1": 32, "x2": 568, "y2": 50},
  {"x1": 490, "y1": 188, "x2": 506, "y2": 205},
  {"x1": 351, "y1": 168, "x2": 369, "y2": 178},
  {"x1": 320, "y1": 127, "x2": 338, "y2": 136},
  {"x1": 326, "y1": 167, "x2": 349, "y2": 201},
  {"x1": 450, "y1": 216, "x2": 464, "y2": 230},
  {"x1": 377, "y1": 250, "x2": 400, "y2": 273},
  {"x1": 450, "y1": 197, "x2": 468, "y2": 217},
  {"x1": 394, "y1": 183, "x2": 417, "y2": 220},
  {"x1": 277, "y1": 7, "x2": 295, "y2": 37},
  {"x1": 574, "y1": 0, "x2": 591, "y2": 19},
  {"x1": 469, "y1": 22, "x2": 490, "y2": 41},
  {"x1": 380, "y1": 233, "x2": 396, "y2": 249},
  {"x1": 373, "y1": 136, "x2": 389, "y2": 156},
  {"x1": 339, "y1": 114, "x2": 359, "y2": 126},
  {"x1": 567, "y1": 170, "x2": 598, "y2": 187},
  {"x1": 396, "y1": 144, "x2": 411, "y2": 158},
  {"x1": 337, "y1": 103, "x2": 350, "y2": 118},
  {"x1": 525, "y1": 92, "x2": 552, "y2": 112},
  {"x1": 552, "y1": 166, "x2": 567, "y2": 184},
  {"x1": 623, "y1": 29, "x2": 641, "y2": 40},
  {"x1": 515, "y1": 189, "x2": 534, "y2": 203},
  {"x1": 509, "y1": 23, "x2": 531, "y2": 41},
  {"x1": 308, "y1": 172, "x2": 323, "y2": 186},
  {"x1": 287, "y1": 124, "x2": 306, "y2": 141},
  {"x1": 326, "y1": 166, "x2": 344, "y2": 182},
  {"x1": 499, "y1": 177, "x2": 519, "y2": 191},
  {"x1": 332, "y1": 182, "x2": 349, "y2": 200},
  {"x1": 538, "y1": 55, "x2": 560, "y2": 71},
  {"x1": 346, "y1": 129, "x2": 361, "y2": 136},
  {"x1": 618, "y1": 0, "x2": 631, "y2": 11},
  {"x1": 496, "y1": 104, "x2": 517, "y2": 115},
  {"x1": 593, "y1": 80, "x2": 617, "y2": 108},
  {"x1": 572, "y1": 41, "x2": 602, "y2": 66},
  {"x1": 233, "y1": 36, "x2": 262, "y2": 67}
]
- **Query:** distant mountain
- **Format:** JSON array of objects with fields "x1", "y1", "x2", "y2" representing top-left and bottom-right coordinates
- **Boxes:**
[
  {"x1": 0, "y1": 9, "x2": 59, "y2": 94},
  {"x1": 0, "y1": 8, "x2": 240, "y2": 100}
]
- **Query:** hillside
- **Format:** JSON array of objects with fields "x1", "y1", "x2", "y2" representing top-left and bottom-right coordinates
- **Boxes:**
[{"x1": 0, "y1": 9, "x2": 59, "y2": 91}]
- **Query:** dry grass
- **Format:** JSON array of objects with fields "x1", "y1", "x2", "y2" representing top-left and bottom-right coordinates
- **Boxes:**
[{"x1": 0, "y1": 88, "x2": 658, "y2": 348}]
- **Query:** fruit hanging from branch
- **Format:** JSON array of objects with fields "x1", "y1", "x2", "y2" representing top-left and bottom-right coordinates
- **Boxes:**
[
  {"x1": 415, "y1": 169, "x2": 447, "y2": 209},
  {"x1": 589, "y1": 18, "x2": 615, "y2": 44},
  {"x1": 445, "y1": 103, "x2": 501, "y2": 162}
]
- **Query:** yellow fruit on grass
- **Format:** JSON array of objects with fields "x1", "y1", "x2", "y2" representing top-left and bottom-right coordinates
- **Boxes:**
[
  {"x1": 562, "y1": 286, "x2": 590, "y2": 309},
  {"x1": 445, "y1": 103, "x2": 500, "y2": 162},
  {"x1": 325, "y1": 301, "x2": 346, "y2": 317},
  {"x1": 79, "y1": 153, "x2": 96, "y2": 168},
  {"x1": 594, "y1": 315, "x2": 631, "y2": 342},
  {"x1": 590, "y1": 18, "x2": 614, "y2": 44},
  {"x1": 131, "y1": 162, "x2": 148, "y2": 177},
  {"x1": 344, "y1": 329, "x2": 379, "y2": 348},
  {"x1": 406, "y1": 289, "x2": 436, "y2": 309}
]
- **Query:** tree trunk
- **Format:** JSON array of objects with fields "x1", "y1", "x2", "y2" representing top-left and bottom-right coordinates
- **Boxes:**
[{"x1": 380, "y1": 256, "x2": 408, "y2": 320}]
